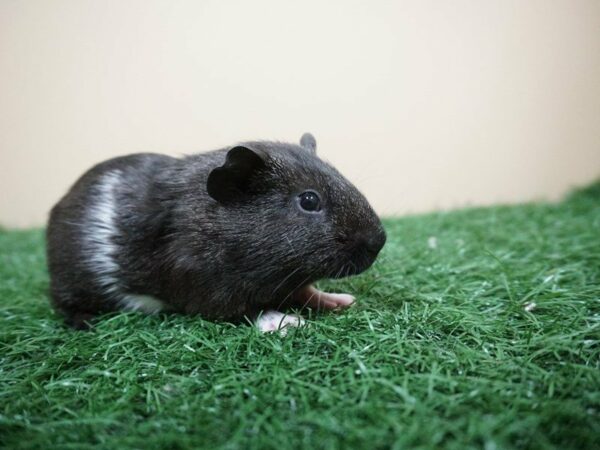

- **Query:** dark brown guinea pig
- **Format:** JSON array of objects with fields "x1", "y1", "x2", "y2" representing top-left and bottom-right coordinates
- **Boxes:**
[{"x1": 46, "y1": 133, "x2": 386, "y2": 331}]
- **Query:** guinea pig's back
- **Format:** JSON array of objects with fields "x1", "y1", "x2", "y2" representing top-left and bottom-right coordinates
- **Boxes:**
[{"x1": 46, "y1": 153, "x2": 178, "y2": 321}]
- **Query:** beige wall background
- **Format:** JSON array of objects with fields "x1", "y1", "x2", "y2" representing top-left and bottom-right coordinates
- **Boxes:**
[{"x1": 1, "y1": 0, "x2": 599, "y2": 228}]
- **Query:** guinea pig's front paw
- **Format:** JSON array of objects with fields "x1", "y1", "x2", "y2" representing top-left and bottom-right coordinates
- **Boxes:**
[
  {"x1": 293, "y1": 284, "x2": 355, "y2": 311},
  {"x1": 256, "y1": 310, "x2": 305, "y2": 335}
]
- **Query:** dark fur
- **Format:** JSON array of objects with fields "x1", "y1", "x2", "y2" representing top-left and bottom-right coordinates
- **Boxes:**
[{"x1": 46, "y1": 135, "x2": 386, "y2": 327}]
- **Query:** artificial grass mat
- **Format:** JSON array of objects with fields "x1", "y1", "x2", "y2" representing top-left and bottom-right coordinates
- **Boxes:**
[{"x1": 1, "y1": 185, "x2": 599, "y2": 450}]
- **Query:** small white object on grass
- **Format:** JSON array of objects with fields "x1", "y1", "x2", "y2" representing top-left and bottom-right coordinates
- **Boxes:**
[
  {"x1": 428, "y1": 236, "x2": 438, "y2": 249},
  {"x1": 524, "y1": 302, "x2": 537, "y2": 312},
  {"x1": 256, "y1": 310, "x2": 305, "y2": 334},
  {"x1": 256, "y1": 284, "x2": 355, "y2": 334}
]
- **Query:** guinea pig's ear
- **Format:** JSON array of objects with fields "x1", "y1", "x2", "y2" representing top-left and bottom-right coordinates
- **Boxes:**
[
  {"x1": 300, "y1": 132, "x2": 317, "y2": 154},
  {"x1": 207, "y1": 146, "x2": 267, "y2": 203}
]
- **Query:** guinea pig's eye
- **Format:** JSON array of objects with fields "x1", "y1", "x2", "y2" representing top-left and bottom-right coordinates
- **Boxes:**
[{"x1": 298, "y1": 191, "x2": 321, "y2": 212}]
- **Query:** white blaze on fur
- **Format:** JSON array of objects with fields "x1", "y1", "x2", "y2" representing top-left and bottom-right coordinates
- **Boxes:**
[
  {"x1": 256, "y1": 310, "x2": 305, "y2": 334},
  {"x1": 83, "y1": 170, "x2": 165, "y2": 313},
  {"x1": 83, "y1": 171, "x2": 122, "y2": 295},
  {"x1": 122, "y1": 294, "x2": 166, "y2": 313}
]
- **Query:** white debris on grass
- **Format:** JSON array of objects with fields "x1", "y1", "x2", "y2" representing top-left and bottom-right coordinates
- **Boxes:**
[{"x1": 428, "y1": 236, "x2": 438, "y2": 249}]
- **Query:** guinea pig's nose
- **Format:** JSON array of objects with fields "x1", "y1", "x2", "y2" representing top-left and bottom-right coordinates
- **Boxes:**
[{"x1": 361, "y1": 228, "x2": 386, "y2": 256}]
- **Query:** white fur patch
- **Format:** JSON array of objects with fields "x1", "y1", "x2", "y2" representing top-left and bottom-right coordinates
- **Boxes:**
[
  {"x1": 83, "y1": 171, "x2": 122, "y2": 295},
  {"x1": 256, "y1": 310, "x2": 305, "y2": 334},
  {"x1": 122, "y1": 294, "x2": 166, "y2": 314},
  {"x1": 82, "y1": 170, "x2": 166, "y2": 312}
]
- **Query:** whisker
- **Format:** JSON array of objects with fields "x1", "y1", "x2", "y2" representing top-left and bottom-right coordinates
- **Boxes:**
[
  {"x1": 296, "y1": 289, "x2": 320, "y2": 315},
  {"x1": 272, "y1": 266, "x2": 302, "y2": 295},
  {"x1": 275, "y1": 268, "x2": 319, "y2": 312},
  {"x1": 284, "y1": 235, "x2": 299, "y2": 257}
]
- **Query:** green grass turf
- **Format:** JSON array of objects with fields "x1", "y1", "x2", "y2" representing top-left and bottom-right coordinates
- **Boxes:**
[{"x1": 1, "y1": 184, "x2": 599, "y2": 450}]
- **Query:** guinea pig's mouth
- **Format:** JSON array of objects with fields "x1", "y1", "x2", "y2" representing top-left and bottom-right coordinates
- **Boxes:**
[
  {"x1": 329, "y1": 250, "x2": 379, "y2": 279},
  {"x1": 328, "y1": 229, "x2": 386, "y2": 279}
]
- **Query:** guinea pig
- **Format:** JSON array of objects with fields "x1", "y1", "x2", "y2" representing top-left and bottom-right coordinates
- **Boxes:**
[{"x1": 46, "y1": 133, "x2": 386, "y2": 331}]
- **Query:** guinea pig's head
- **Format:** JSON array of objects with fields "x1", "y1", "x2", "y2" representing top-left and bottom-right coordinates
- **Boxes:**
[{"x1": 206, "y1": 133, "x2": 386, "y2": 292}]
